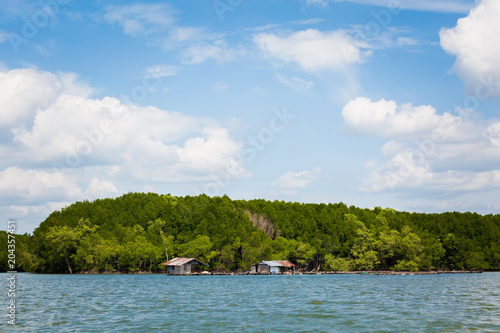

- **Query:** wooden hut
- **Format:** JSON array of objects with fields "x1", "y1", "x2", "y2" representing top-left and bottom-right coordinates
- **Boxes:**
[
  {"x1": 161, "y1": 257, "x2": 207, "y2": 275},
  {"x1": 251, "y1": 261, "x2": 296, "y2": 274}
]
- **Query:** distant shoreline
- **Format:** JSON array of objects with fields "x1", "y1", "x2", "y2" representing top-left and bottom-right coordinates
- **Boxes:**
[{"x1": 5, "y1": 270, "x2": 488, "y2": 275}]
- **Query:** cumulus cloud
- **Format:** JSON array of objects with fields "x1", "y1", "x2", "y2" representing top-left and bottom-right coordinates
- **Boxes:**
[
  {"x1": 272, "y1": 167, "x2": 321, "y2": 195},
  {"x1": 342, "y1": 97, "x2": 500, "y2": 195},
  {"x1": 0, "y1": 167, "x2": 83, "y2": 204},
  {"x1": 341, "y1": 97, "x2": 488, "y2": 143},
  {"x1": 0, "y1": 68, "x2": 248, "y2": 227},
  {"x1": 86, "y1": 177, "x2": 117, "y2": 196},
  {"x1": 0, "y1": 68, "x2": 92, "y2": 128},
  {"x1": 342, "y1": 97, "x2": 442, "y2": 138},
  {"x1": 178, "y1": 128, "x2": 244, "y2": 173},
  {"x1": 362, "y1": 152, "x2": 500, "y2": 193},
  {"x1": 4, "y1": 69, "x2": 242, "y2": 177},
  {"x1": 440, "y1": 0, "x2": 500, "y2": 96},
  {"x1": 254, "y1": 29, "x2": 367, "y2": 72}
]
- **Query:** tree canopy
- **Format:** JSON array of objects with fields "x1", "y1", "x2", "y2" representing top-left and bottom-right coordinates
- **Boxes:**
[{"x1": 2, "y1": 192, "x2": 499, "y2": 273}]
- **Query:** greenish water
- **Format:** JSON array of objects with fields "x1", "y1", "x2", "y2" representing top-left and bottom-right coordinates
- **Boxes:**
[{"x1": 1, "y1": 272, "x2": 499, "y2": 332}]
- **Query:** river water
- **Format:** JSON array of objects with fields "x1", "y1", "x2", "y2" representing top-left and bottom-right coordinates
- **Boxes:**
[{"x1": 1, "y1": 272, "x2": 499, "y2": 332}]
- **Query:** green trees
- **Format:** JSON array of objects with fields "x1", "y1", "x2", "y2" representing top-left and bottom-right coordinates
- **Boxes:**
[
  {"x1": 393, "y1": 226, "x2": 423, "y2": 271},
  {"x1": 349, "y1": 215, "x2": 379, "y2": 270},
  {"x1": 147, "y1": 219, "x2": 173, "y2": 262},
  {"x1": 2, "y1": 192, "x2": 499, "y2": 273},
  {"x1": 45, "y1": 218, "x2": 98, "y2": 273},
  {"x1": 376, "y1": 230, "x2": 400, "y2": 269},
  {"x1": 179, "y1": 235, "x2": 219, "y2": 265},
  {"x1": 324, "y1": 254, "x2": 351, "y2": 271}
]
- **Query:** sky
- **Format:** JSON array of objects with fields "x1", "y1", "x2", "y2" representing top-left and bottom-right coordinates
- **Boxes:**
[{"x1": 1, "y1": 0, "x2": 500, "y2": 234}]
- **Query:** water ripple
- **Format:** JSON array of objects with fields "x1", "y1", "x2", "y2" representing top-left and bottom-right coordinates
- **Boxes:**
[{"x1": 0, "y1": 273, "x2": 499, "y2": 332}]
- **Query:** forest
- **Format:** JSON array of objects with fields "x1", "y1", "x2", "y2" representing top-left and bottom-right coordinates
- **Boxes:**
[{"x1": 1, "y1": 192, "x2": 499, "y2": 273}]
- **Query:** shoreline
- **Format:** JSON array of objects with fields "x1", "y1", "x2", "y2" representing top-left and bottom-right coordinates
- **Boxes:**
[
  {"x1": 5, "y1": 270, "x2": 487, "y2": 275},
  {"x1": 204, "y1": 270, "x2": 484, "y2": 276}
]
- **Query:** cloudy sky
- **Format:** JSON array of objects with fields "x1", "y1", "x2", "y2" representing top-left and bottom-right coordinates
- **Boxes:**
[{"x1": 1, "y1": 0, "x2": 500, "y2": 234}]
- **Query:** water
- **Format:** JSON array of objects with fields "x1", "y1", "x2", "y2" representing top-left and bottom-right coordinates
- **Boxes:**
[{"x1": 1, "y1": 272, "x2": 499, "y2": 332}]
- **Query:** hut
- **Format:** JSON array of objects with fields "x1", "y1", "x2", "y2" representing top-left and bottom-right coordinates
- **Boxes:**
[
  {"x1": 251, "y1": 261, "x2": 296, "y2": 274},
  {"x1": 161, "y1": 257, "x2": 207, "y2": 275}
]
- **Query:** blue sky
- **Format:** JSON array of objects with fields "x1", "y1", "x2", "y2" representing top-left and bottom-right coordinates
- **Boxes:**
[{"x1": 1, "y1": 0, "x2": 500, "y2": 234}]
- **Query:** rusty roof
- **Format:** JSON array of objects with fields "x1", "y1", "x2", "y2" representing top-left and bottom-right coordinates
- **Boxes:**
[
  {"x1": 161, "y1": 257, "x2": 207, "y2": 266},
  {"x1": 258, "y1": 260, "x2": 295, "y2": 267},
  {"x1": 278, "y1": 261, "x2": 296, "y2": 267}
]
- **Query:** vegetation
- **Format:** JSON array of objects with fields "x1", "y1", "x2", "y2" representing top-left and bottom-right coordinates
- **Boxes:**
[{"x1": 1, "y1": 193, "x2": 499, "y2": 273}]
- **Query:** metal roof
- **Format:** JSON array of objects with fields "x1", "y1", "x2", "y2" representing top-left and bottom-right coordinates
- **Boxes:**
[
  {"x1": 258, "y1": 260, "x2": 295, "y2": 267},
  {"x1": 161, "y1": 257, "x2": 207, "y2": 266},
  {"x1": 278, "y1": 261, "x2": 296, "y2": 267}
]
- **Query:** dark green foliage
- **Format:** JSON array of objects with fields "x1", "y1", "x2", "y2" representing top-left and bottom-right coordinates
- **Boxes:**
[{"x1": 2, "y1": 193, "x2": 499, "y2": 273}]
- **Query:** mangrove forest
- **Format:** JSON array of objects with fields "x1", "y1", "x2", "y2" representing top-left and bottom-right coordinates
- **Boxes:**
[{"x1": 2, "y1": 192, "x2": 499, "y2": 273}]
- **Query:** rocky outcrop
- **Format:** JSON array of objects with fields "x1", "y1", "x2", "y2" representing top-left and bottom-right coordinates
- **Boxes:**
[{"x1": 244, "y1": 210, "x2": 276, "y2": 239}]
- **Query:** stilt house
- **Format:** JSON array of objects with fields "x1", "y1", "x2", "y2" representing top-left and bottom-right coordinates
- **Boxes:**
[
  {"x1": 251, "y1": 261, "x2": 296, "y2": 274},
  {"x1": 161, "y1": 257, "x2": 207, "y2": 275}
]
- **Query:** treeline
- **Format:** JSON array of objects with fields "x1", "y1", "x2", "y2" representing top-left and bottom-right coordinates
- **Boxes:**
[{"x1": 1, "y1": 193, "x2": 499, "y2": 273}]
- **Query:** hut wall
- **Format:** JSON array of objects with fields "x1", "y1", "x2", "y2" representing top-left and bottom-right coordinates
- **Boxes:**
[
  {"x1": 270, "y1": 266, "x2": 279, "y2": 274},
  {"x1": 257, "y1": 264, "x2": 269, "y2": 273}
]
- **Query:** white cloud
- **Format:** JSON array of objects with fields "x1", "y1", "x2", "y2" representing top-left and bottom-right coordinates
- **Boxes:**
[
  {"x1": 3, "y1": 201, "x2": 73, "y2": 234},
  {"x1": 162, "y1": 27, "x2": 238, "y2": 64},
  {"x1": 164, "y1": 27, "x2": 221, "y2": 46},
  {"x1": 178, "y1": 128, "x2": 244, "y2": 174},
  {"x1": 10, "y1": 201, "x2": 71, "y2": 217},
  {"x1": 182, "y1": 40, "x2": 238, "y2": 64},
  {"x1": 103, "y1": 3, "x2": 175, "y2": 36},
  {"x1": 0, "y1": 167, "x2": 83, "y2": 203},
  {"x1": 254, "y1": 29, "x2": 367, "y2": 72},
  {"x1": 144, "y1": 64, "x2": 179, "y2": 79},
  {"x1": 14, "y1": 94, "x2": 244, "y2": 178},
  {"x1": 275, "y1": 73, "x2": 314, "y2": 92},
  {"x1": 102, "y1": 5, "x2": 239, "y2": 65},
  {"x1": 440, "y1": 0, "x2": 500, "y2": 96},
  {"x1": 272, "y1": 167, "x2": 321, "y2": 195},
  {"x1": 103, "y1": 4, "x2": 242, "y2": 65},
  {"x1": 0, "y1": 67, "x2": 248, "y2": 213},
  {"x1": 86, "y1": 177, "x2": 117, "y2": 197},
  {"x1": 342, "y1": 97, "x2": 500, "y2": 194},
  {"x1": 396, "y1": 37, "x2": 419, "y2": 46},
  {"x1": 0, "y1": 68, "x2": 92, "y2": 128},
  {"x1": 342, "y1": 97, "x2": 442, "y2": 138},
  {"x1": 341, "y1": 98, "x2": 486, "y2": 142},
  {"x1": 362, "y1": 152, "x2": 500, "y2": 193},
  {"x1": 306, "y1": 0, "x2": 474, "y2": 13}
]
